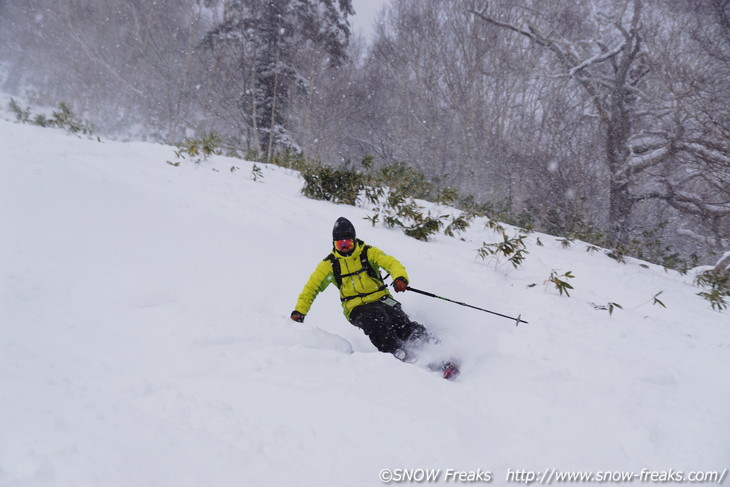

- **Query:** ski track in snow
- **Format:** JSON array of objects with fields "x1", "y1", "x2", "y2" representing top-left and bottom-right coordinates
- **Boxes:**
[{"x1": 1, "y1": 115, "x2": 729, "y2": 486}]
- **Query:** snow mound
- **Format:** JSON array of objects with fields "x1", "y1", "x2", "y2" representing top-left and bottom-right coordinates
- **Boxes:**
[{"x1": 1, "y1": 118, "x2": 728, "y2": 486}]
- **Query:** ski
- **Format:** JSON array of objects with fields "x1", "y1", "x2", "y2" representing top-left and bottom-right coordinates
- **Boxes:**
[
  {"x1": 428, "y1": 360, "x2": 461, "y2": 380},
  {"x1": 441, "y1": 361, "x2": 460, "y2": 380}
]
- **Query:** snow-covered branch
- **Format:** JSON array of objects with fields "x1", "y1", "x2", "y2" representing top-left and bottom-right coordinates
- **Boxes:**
[
  {"x1": 619, "y1": 145, "x2": 670, "y2": 179},
  {"x1": 627, "y1": 130, "x2": 670, "y2": 147},
  {"x1": 713, "y1": 251, "x2": 730, "y2": 274},
  {"x1": 672, "y1": 190, "x2": 730, "y2": 215},
  {"x1": 568, "y1": 40, "x2": 625, "y2": 77},
  {"x1": 468, "y1": 9, "x2": 556, "y2": 52},
  {"x1": 678, "y1": 140, "x2": 730, "y2": 168},
  {"x1": 632, "y1": 173, "x2": 730, "y2": 217}
]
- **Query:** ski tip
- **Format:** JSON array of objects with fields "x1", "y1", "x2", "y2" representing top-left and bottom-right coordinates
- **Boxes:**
[{"x1": 441, "y1": 362, "x2": 460, "y2": 381}]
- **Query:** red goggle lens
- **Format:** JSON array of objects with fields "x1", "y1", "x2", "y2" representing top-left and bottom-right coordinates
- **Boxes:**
[{"x1": 334, "y1": 239, "x2": 355, "y2": 252}]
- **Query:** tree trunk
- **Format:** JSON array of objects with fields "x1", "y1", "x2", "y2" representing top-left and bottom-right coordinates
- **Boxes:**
[
  {"x1": 608, "y1": 177, "x2": 633, "y2": 246},
  {"x1": 267, "y1": 44, "x2": 281, "y2": 163},
  {"x1": 606, "y1": 75, "x2": 634, "y2": 246}
]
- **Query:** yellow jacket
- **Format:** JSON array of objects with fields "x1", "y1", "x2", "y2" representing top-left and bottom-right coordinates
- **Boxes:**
[{"x1": 295, "y1": 240, "x2": 409, "y2": 320}]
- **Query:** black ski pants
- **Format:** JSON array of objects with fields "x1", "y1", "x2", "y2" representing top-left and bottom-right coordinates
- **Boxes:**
[{"x1": 348, "y1": 297, "x2": 429, "y2": 359}]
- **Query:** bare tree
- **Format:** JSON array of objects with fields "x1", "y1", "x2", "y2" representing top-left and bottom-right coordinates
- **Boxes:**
[
  {"x1": 0, "y1": 0, "x2": 214, "y2": 138},
  {"x1": 351, "y1": 0, "x2": 609, "y2": 232},
  {"x1": 470, "y1": 0, "x2": 656, "y2": 245},
  {"x1": 469, "y1": 0, "x2": 729, "y2": 258},
  {"x1": 632, "y1": 1, "x2": 730, "y2": 258},
  {"x1": 2, "y1": 0, "x2": 725, "y2": 265}
]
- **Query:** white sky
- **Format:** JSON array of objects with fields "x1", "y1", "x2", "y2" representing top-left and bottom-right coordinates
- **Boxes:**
[{"x1": 350, "y1": 0, "x2": 389, "y2": 40}]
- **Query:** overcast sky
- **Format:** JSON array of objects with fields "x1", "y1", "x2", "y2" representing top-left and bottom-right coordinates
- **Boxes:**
[{"x1": 350, "y1": 0, "x2": 389, "y2": 40}]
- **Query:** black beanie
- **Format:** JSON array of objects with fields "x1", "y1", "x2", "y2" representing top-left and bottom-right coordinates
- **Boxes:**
[{"x1": 332, "y1": 217, "x2": 356, "y2": 240}]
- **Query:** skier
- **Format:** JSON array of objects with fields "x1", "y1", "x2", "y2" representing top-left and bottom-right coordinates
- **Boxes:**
[{"x1": 291, "y1": 217, "x2": 459, "y2": 378}]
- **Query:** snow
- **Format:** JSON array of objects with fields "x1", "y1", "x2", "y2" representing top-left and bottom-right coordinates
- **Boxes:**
[{"x1": 1, "y1": 116, "x2": 729, "y2": 486}]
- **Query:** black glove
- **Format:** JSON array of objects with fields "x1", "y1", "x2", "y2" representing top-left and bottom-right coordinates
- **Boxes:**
[
  {"x1": 290, "y1": 310, "x2": 305, "y2": 323},
  {"x1": 393, "y1": 277, "x2": 408, "y2": 293}
]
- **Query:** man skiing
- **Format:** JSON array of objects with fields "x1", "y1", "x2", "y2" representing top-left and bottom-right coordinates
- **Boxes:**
[{"x1": 291, "y1": 217, "x2": 458, "y2": 378}]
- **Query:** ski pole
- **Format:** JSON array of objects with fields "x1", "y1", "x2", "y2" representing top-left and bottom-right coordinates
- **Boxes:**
[{"x1": 405, "y1": 286, "x2": 528, "y2": 326}]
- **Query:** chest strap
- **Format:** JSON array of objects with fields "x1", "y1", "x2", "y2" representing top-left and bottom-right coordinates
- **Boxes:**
[{"x1": 324, "y1": 244, "x2": 387, "y2": 301}]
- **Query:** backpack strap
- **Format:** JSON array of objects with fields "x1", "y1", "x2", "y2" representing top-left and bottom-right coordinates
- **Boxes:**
[
  {"x1": 323, "y1": 253, "x2": 342, "y2": 287},
  {"x1": 360, "y1": 245, "x2": 385, "y2": 284}
]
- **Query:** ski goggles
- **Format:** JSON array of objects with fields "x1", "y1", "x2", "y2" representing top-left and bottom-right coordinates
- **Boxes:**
[{"x1": 334, "y1": 239, "x2": 355, "y2": 252}]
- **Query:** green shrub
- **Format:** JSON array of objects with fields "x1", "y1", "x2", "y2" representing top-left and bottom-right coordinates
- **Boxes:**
[
  {"x1": 374, "y1": 162, "x2": 435, "y2": 200},
  {"x1": 251, "y1": 164, "x2": 264, "y2": 182},
  {"x1": 695, "y1": 271, "x2": 730, "y2": 311},
  {"x1": 173, "y1": 132, "x2": 222, "y2": 164},
  {"x1": 9, "y1": 99, "x2": 95, "y2": 136},
  {"x1": 270, "y1": 150, "x2": 307, "y2": 170},
  {"x1": 444, "y1": 212, "x2": 474, "y2": 237},
  {"x1": 546, "y1": 270, "x2": 575, "y2": 296},
  {"x1": 592, "y1": 302, "x2": 623, "y2": 315},
  {"x1": 300, "y1": 164, "x2": 365, "y2": 205},
  {"x1": 404, "y1": 214, "x2": 443, "y2": 241},
  {"x1": 478, "y1": 234, "x2": 529, "y2": 268},
  {"x1": 9, "y1": 98, "x2": 31, "y2": 123},
  {"x1": 51, "y1": 102, "x2": 95, "y2": 135},
  {"x1": 368, "y1": 187, "x2": 446, "y2": 241}
]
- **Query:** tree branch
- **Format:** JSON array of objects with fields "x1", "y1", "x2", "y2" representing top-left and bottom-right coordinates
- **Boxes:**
[{"x1": 569, "y1": 41, "x2": 625, "y2": 77}]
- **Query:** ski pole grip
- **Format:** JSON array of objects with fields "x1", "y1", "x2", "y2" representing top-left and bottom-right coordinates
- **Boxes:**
[{"x1": 406, "y1": 286, "x2": 438, "y2": 298}]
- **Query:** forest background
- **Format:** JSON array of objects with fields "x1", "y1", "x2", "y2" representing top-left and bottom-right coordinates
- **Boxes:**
[{"x1": 0, "y1": 0, "x2": 728, "y2": 270}]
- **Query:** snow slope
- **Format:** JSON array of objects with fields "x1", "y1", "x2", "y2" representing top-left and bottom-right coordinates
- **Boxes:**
[{"x1": 1, "y1": 117, "x2": 728, "y2": 486}]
